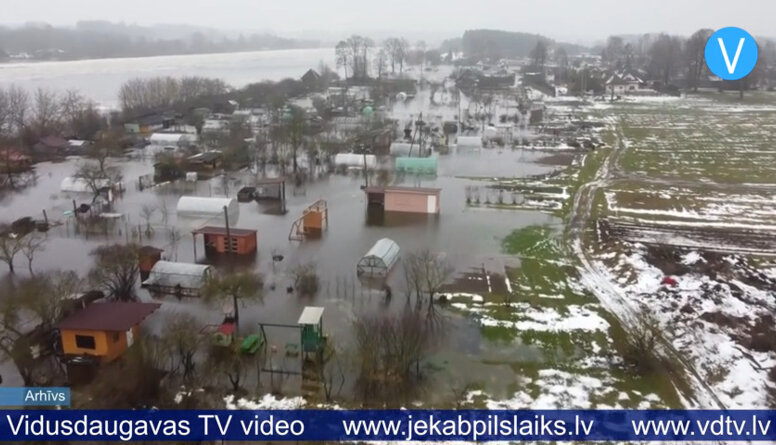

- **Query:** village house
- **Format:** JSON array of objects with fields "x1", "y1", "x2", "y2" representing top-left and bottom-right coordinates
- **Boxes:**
[
  {"x1": 301, "y1": 69, "x2": 322, "y2": 91},
  {"x1": 33, "y1": 135, "x2": 70, "y2": 159},
  {"x1": 606, "y1": 70, "x2": 645, "y2": 96},
  {"x1": 56, "y1": 301, "x2": 161, "y2": 363},
  {"x1": 0, "y1": 147, "x2": 33, "y2": 171}
]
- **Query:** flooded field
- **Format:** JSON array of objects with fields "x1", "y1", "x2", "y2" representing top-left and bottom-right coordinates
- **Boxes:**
[{"x1": 581, "y1": 94, "x2": 776, "y2": 408}]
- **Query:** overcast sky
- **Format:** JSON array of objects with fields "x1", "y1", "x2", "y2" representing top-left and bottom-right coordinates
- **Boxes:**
[{"x1": 4, "y1": 0, "x2": 776, "y2": 44}]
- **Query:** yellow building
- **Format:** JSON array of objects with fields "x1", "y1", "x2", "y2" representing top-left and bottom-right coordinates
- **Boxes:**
[{"x1": 56, "y1": 302, "x2": 161, "y2": 363}]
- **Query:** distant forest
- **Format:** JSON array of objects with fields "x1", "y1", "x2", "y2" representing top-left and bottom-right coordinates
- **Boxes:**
[
  {"x1": 0, "y1": 21, "x2": 322, "y2": 62},
  {"x1": 451, "y1": 29, "x2": 588, "y2": 60}
]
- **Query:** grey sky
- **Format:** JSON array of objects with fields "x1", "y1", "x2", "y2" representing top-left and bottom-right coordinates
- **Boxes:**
[{"x1": 5, "y1": 0, "x2": 775, "y2": 44}]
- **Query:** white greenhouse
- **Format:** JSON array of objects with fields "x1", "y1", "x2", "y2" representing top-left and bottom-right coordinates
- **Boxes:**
[
  {"x1": 176, "y1": 196, "x2": 239, "y2": 226},
  {"x1": 142, "y1": 261, "x2": 214, "y2": 297},
  {"x1": 334, "y1": 153, "x2": 377, "y2": 169},
  {"x1": 149, "y1": 133, "x2": 197, "y2": 146},
  {"x1": 357, "y1": 238, "x2": 400, "y2": 277},
  {"x1": 456, "y1": 135, "x2": 483, "y2": 149},
  {"x1": 60, "y1": 177, "x2": 111, "y2": 193}
]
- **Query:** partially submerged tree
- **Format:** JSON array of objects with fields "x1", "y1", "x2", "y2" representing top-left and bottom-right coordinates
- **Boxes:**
[
  {"x1": 20, "y1": 232, "x2": 46, "y2": 275},
  {"x1": 0, "y1": 231, "x2": 24, "y2": 274},
  {"x1": 73, "y1": 161, "x2": 122, "y2": 203},
  {"x1": 351, "y1": 307, "x2": 439, "y2": 405},
  {"x1": 290, "y1": 262, "x2": 320, "y2": 297},
  {"x1": 160, "y1": 313, "x2": 201, "y2": 382},
  {"x1": 202, "y1": 272, "x2": 263, "y2": 334},
  {"x1": 88, "y1": 243, "x2": 140, "y2": 301},
  {"x1": 0, "y1": 271, "x2": 82, "y2": 385},
  {"x1": 402, "y1": 249, "x2": 454, "y2": 309}
]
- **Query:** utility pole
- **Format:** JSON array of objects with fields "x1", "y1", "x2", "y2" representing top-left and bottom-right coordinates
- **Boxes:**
[{"x1": 223, "y1": 205, "x2": 231, "y2": 255}]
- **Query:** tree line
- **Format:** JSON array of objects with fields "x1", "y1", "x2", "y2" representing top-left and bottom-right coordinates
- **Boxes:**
[
  {"x1": 0, "y1": 86, "x2": 105, "y2": 147},
  {"x1": 335, "y1": 36, "x2": 442, "y2": 80},
  {"x1": 0, "y1": 23, "x2": 321, "y2": 62}
]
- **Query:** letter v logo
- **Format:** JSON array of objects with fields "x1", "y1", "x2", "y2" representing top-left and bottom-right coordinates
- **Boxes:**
[
  {"x1": 705, "y1": 27, "x2": 758, "y2": 80},
  {"x1": 718, "y1": 37, "x2": 745, "y2": 74}
]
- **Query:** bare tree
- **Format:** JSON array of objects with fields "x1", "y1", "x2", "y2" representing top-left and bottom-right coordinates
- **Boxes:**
[
  {"x1": 20, "y1": 232, "x2": 46, "y2": 275},
  {"x1": 73, "y1": 161, "x2": 122, "y2": 203},
  {"x1": 0, "y1": 231, "x2": 24, "y2": 274},
  {"x1": 403, "y1": 249, "x2": 454, "y2": 309},
  {"x1": 384, "y1": 37, "x2": 409, "y2": 73},
  {"x1": 167, "y1": 227, "x2": 182, "y2": 261},
  {"x1": 31, "y1": 88, "x2": 62, "y2": 137},
  {"x1": 140, "y1": 204, "x2": 157, "y2": 236},
  {"x1": 160, "y1": 313, "x2": 201, "y2": 381},
  {"x1": 88, "y1": 244, "x2": 140, "y2": 301},
  {"x1": 351, "y1": 307, "x2": 438, "y2": 405},
  {"x1": 202, "y1": 272, "x2": 263, "y2": 334},
  {"x1": 649, "y1": 34, "x2": 684, "y2": 86},
  {"x1": 290, "y1": 262, "x2": 320, "y2": 297},
  {"x1": 684, "y1": 29, "x2": 713, "y2": 92}
]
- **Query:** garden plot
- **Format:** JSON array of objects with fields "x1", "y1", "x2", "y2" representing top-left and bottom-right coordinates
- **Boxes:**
[
  {"x1": 610, "y1": 99, "x2": 776, "y2": 184},
  {"x1": 588, "y1": 95, "x2": 776, "y2": 408}
]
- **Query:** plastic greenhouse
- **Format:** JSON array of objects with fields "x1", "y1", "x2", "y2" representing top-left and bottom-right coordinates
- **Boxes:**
[
  {"x1": 357, "y1": 238, "x2": 400, "y2": 277},
  {"x1": 395, "y1": 156, "x2": 437, "y2": 175}
]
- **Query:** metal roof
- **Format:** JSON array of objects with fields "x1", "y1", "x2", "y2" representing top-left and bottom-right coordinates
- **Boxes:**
[
  {"x1": 142, "y1": 261, "x2": 214, "y2": 290},
  {"x1": 297, "y1": 306, "x2": 324, "y2": 325},
  {"x1": 363, "y1": 238, "x2": 400, "y2": 265},
  {"x1": 57, "y1": 302, "x2": 160, "y2": 332},
  {"x1": 192, "y1": 226, "x2": 257, "y2": 237}
]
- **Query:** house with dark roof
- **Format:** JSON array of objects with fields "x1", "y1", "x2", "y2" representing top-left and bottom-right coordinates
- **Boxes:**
[
  {"x1": 606, "y1": 69, "x2": 645, "y2": 96},
  {"x1": 301, "y1": 69, "x2": 322, "y2": 90},
  {"x1": 56, "y1": 302, "x2": 161, "y2": 363},
  {"x1": 33, "y1": 135, "x2": 70, "y2": 159}
]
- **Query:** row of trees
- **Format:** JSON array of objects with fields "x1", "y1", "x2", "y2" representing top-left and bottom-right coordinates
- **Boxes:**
[
  {"x1": 598, "y1": 31, "x2": 776, "y2": 90},
  {"x1": 0, "y1": 86, "x2": 105, "y2": 145},
  {"x1": 118, "y1": 76, "x2": 230, "y2": 115},
  {"x1": 335, "y1": 36, "x2": 440, "y2": 80}
]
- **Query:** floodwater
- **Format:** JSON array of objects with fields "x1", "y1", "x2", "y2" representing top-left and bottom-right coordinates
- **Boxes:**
[
  {"x1": 0, "y1": 72, "x2": 562, "y2": 402},
  {"x1": 0, "y1": 146, "x2": 558, "y2": 394},
  {"x1": 0, "y1": 48, "x2": 335, "y2": 106}
]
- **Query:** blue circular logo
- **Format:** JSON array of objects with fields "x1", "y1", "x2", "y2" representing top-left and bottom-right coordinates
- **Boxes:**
[{"x1": 705, "y1": 27, "x2": 758, "y2": 80}]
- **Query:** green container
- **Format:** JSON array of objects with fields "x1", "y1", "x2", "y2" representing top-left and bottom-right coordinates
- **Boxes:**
[
  {"x1": 240, "y1": 334, "x2": 264, "y2": 355},
  {"x1": 395, "y1": 156, "x2": 437, "y2": 175}
]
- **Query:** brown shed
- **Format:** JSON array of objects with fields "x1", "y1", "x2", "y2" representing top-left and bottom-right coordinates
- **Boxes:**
[
  {"x1": 138, "y1": 246, "x2": 164, "y2": 281},
  {"x1": 192, "y1": 226, "x2": 257, "y2": 255},
  {"x1": 365, "y1": 186, "x2": 441, "y2": 214}
]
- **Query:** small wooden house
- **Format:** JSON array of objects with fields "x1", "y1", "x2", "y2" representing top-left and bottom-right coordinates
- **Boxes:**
[
  {"x1": 56, "y1": 302, "x2": 160, "y2": 363},
  {"x1": 365, "y1": 186, "x2": 441, "y2": 214},
  {"x1": 192, "y1": 226, "x2": 257, "y2": 255}
]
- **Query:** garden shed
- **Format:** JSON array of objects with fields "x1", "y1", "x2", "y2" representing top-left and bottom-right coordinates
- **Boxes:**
[
  {"x1": 142, "y1": 261, "x2": 214, "y2": 297},
  {"x1": 357, "y1": 238, "x2": 400, "y2": 277},
  {"x1": 456, "y1": 135, "x2": 483, "y2": 149},
  {"x1": 176, "y1": 196, "x2": 239, "y2": 225},
  {"x1": 395, "y1": 157, "x2": 437, "y2": 175}
]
